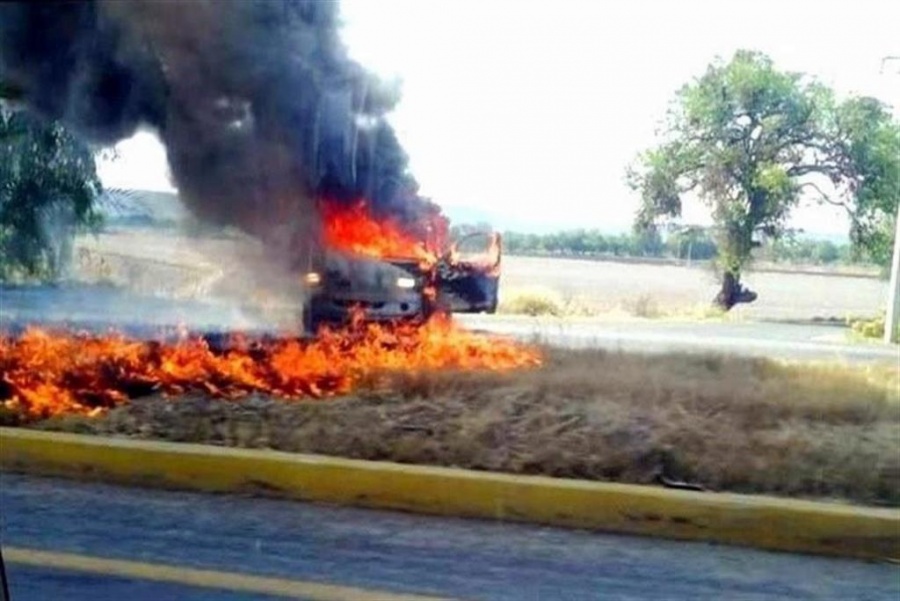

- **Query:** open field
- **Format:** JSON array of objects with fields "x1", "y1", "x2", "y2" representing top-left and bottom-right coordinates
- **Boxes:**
[
  {"x1": 499, "y1": 255, "x2": 888, "y2": 322},
  {"x1": 27, "y1": 348, "x2": 900, "y2": 507},
  {"x1": 72, "y1": 228, "x2": 307, "y2": 327}
]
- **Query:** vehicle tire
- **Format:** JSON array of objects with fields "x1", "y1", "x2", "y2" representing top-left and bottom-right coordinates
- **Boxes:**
[
  {"x1": 485, "y1": 279, "x2": 499, "y2": 314},
  {"x1": 301, "y1": 302, "x2": 317, "y2": 337},
  {"x1": 423, "y1": 293, "x2": 451, "y2": 320}
]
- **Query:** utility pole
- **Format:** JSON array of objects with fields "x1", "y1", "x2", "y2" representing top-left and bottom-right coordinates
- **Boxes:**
[
  {"x1": 887, "y1": 202, "x2": 900, "y2": 343},
  {"x1": 882, "y1": 56, "x2": 900, "y2": 344}
]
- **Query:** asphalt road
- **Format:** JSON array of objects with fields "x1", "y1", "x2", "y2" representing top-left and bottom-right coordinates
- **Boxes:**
[
  {"x1": 1, "y1": 474, "x2": 898, "y2": 601},
  {"x1": 457, "y1": 314, "x2": 900, "y2": 364},
  {"x1": 0, "y1": 284, "x2": 255, "y2": 331},
  {"x1": 2, "y1": 284, "x2": 898, "y2": 364}
]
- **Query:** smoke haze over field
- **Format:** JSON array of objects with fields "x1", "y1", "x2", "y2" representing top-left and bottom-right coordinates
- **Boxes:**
[{"x1": 0, "y1": 0, "x2": 430, "y2": 268}]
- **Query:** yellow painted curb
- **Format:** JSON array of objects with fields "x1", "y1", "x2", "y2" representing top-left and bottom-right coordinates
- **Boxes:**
[
  {"x1": 1, "y1": 427, "x2": 898, "y2": 561},
  {"x1": 4, "y1": 546, "x2": 454, "y2": 601}
]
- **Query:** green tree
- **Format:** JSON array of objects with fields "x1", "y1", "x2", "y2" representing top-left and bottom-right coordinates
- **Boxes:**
[
  {"x1": 828, "y1": 96, "x2": 900, "y2": 266},
  {"x1": 667, "y1": 225, "x2": 718, "y2": 262},
  {"x1": 628, "y1": 50, "x2": 900, "y2": 309},
  {"x1": 813, "y1": 240, "x2": 841, "y2": 264},
  {"x1": 0, "y1": 108, "x2": 102, "y2": 281},
  {"x1": 632, "y1": 225, "x2": 665, "y2": 257}
]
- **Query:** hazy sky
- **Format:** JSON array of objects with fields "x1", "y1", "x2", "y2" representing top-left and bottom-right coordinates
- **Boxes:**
[{"x1": 98, "y1": 0, "x2": 900, "y2": 236}]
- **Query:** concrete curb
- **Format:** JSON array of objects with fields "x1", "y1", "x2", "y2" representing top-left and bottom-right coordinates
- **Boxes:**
[{"x1": 2, "y1": 427, "x2": 898, "y2": 561}]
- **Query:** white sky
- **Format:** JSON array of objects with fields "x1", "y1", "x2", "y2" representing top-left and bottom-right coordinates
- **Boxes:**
[{"x1": 98, "y1": 0, "x2": 900, "y2": 237}]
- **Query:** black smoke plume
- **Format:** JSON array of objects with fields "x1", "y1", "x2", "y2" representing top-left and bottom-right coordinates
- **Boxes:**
[{"x1": 0, "y1": 0, "x2": 434, "y2": 267}]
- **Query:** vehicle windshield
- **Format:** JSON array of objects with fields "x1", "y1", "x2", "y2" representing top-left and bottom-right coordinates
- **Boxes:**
[{"x1": 453, "y1": 232, "x2": 495, "y2": 260}]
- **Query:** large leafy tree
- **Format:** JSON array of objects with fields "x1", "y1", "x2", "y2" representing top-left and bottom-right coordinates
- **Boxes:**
[
  {"x1": 833, "y1": 96, "x2": 900, "y2": 267},
  {"x1": 628, "y1": 50, "x2": 900, "y2": 309},
  {"x1": 0, "y1": 105, "x2": 102, "y2": 281}
]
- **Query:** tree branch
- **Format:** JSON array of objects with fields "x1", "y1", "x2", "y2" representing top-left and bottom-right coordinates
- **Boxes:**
[
  {"x1": 786, "y1": 162, "x2": 843, "y2": 177},
  {"x1": 798, "y1": 181, "x2": 853, "y2": 215}
]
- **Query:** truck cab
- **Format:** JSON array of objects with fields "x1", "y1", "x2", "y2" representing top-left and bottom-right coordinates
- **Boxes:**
[
  {"x1": 301, "y1": 249, "x2": 435, "y2": 334},
  {"x1": 300, "y1": 230, "x2": 501, "y2": 335}
]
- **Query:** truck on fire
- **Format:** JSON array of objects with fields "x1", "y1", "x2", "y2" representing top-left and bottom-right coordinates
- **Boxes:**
[
  {"x1": 300, "y1": 85, "x2": 502, "y2": 334},
  {"x1": 299, "y1": 225, "x2": 501, "y2": 335}
]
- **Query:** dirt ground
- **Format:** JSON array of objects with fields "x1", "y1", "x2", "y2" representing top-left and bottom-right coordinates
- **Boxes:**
[
  {"x1": 498, "y1": 256, "x2": 887, "y2": 322},
  {"x1": 73, "y1": 228, "x2": 306, "y2": 327},
  {"x1": 32, "y1": 348, "x2": 900, "y2": 507}
]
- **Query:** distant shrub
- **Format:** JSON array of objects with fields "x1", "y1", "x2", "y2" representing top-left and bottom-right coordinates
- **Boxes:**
[
  {"x1": 849, "y1": 313, "x2": 898, "y2": 341},
  {"x1": 499, "y1": 288, "x2": 563, "y2": 316},
  {"x1": 624, "y1": 294, "x2": 662, "y2": 318}
]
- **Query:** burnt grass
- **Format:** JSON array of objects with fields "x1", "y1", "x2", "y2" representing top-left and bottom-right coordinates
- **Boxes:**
[{"x1": 30, "y1": 348, "x2": 900, "y2": 507}]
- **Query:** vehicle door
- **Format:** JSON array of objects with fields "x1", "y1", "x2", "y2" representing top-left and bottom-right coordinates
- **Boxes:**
[{"x1": 437, "y1": 231, "x2": 501, "y2": 313}]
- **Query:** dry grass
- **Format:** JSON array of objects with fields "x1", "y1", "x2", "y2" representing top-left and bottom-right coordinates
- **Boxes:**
[
  {"x1": 500, "y1": 256, "x2": 886, "y2": 322},
  {"x1": 848, "y1": 313, "x2": 900, "y2": 342},
  {"x1": 34, "y1": 349, "x2": 900, "y2": 507},
  {"x1": 498, "y1": 287, "x2": 566, "y2": 316},
  {"x1": 499, "y1": 287, "x2": 726, "y2": 322},
  {"x1": 73, "y1": 246, "x2": 223, "y2": 299}
]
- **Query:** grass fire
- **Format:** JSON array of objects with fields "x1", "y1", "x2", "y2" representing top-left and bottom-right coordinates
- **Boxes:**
[
  {"x1": 1, "y1": 191, "x2": 525, "y2": 422},
  {"x1": 0, "y1": 315, "x2": 540, "y2": 421}
]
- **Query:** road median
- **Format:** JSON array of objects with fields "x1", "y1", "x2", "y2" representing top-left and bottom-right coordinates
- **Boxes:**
[{"x1": 1, "y1": 427, "x2": 897, "y2": 562}]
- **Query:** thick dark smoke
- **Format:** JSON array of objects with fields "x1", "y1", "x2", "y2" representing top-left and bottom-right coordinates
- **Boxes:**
[{"x1": 0, "y1": 0, "x2": 434, "y2": 268}]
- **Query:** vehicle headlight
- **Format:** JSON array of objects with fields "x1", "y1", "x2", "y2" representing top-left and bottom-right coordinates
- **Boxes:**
[
  {"x1": 303, "y1": 272, "x2": 322, "y2": 286},
  {"x1": 396, "y1": 276, "x2": 416, "y2": 289}
]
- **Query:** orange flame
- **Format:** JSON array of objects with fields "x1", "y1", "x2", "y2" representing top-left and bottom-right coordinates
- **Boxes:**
[
  {"x1": 321, "y1": 201, "x2": 438, "y2": 263},
  {"x1": 0, "y1": 317, "x2": 541, "y2": 421}
]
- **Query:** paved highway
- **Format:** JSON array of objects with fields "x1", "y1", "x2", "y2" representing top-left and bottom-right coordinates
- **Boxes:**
[
  {"x1": 0, "y1": 284, "x2": 256, "y2": 331},
  {"x1": 458, "y1": 314, "x2": 900, "y2": 364},
  {"x1": 2, "y1": 284, "x2": 898, "y2": 364},
  {"x1": 1, "y1": 474, "x2": 898, "y2": 600}
]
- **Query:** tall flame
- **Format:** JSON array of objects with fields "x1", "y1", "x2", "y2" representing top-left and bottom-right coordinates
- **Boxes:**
[
  {"x1": 320, "y1": 201, "x2": 441, "y2": 263},
  {"x1": 0, "y1": 317, "x2": 541, "y2": 421}
]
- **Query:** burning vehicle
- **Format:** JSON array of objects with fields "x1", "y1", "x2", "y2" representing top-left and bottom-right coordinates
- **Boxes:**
[
  {"x1": 0, "y1": 1, "x2": 506, "y2": 338},
  {"x1": 0, "y1": 1, "x2": 543, "y2": 426},
  {"x1": 300, "y1": 202, "x2": 501, "y2": 334}
]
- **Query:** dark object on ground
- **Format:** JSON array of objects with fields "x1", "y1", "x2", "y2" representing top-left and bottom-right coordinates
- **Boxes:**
[{"x1": 715, "y1": 272, "x2": 758, "y2": 310}]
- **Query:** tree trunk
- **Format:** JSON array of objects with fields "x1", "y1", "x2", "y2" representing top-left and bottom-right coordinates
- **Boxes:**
[
  {"x1": 714, "y1": 271, "x2": 740, "y2": 311},
  {"x1": 714, "y1": 270, "x2": 758, "y2": 311}
]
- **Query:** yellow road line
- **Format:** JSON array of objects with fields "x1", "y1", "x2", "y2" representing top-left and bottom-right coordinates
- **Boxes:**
[{"x1": 4, "y1": 546, "x2": 455, "y2": 601}]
